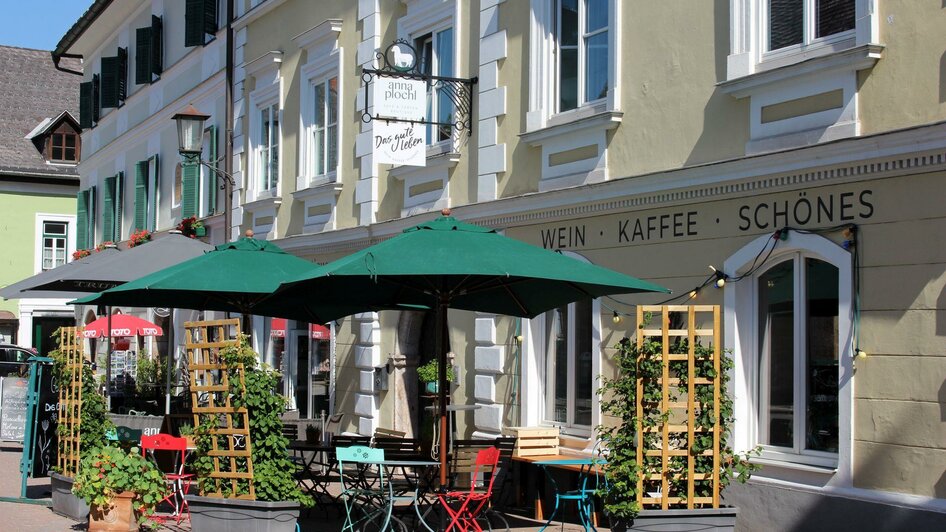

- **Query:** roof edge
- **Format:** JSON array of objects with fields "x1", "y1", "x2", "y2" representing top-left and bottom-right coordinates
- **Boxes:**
[{"x1": 52, "y1": 0, "x2": 114, "y2": 61}]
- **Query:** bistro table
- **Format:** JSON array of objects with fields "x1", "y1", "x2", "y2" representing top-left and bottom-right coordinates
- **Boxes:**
[
  {"x1": 361, "y1": 458, "x2": 439, "y2": 532},
  {"x1": 533, "y1": 457, "x2": 606, "y2": 532},
  {"x1": 288, "y1": 440, "x2": 337, "y2": 504}
]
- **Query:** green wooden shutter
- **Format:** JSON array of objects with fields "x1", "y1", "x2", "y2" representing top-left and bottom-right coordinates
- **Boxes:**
[
  {"x1": 134, "y1": 161, "x2": 148, "y2": 231},
  {"x1": 181, "y1": 161, "x2": 199, "y2": 218},
  {"x1": 117, "y1": 48, "x2": 128, "y2": 102},
  {"x1": 151, "y1": 154, "x2": 159, "y2": 230},
  {"x1": 135, "y1": 27, "x2": 152, "y2": 85},
  {"x1": 88, "y1": 185, "x2": 96, "y2": 245},
  {"x1": 203, "y1": 0, "x2": 218, "y2": 35},
  {"x1": 79, "y1": 82, "x2": 93, "y2": 129},
  {"x1": 92, "y1": 74, "x2": 101, "y2": 123},
  {"x1": 208, "y1": 125, "x2": 217, "y2": 214},
  {"x1": 102, "y1": 176, "x2": 115, "y2": 242},
  {"x1": 151, "y1": 15, "x2": 163, "y2": 75},
  {"x1": 101, "y1": 57, "x2": 119, "y2": 108},
  {"x1": 76, "y1": 190, "x2": 88, "y2": 249},
  {"x1": 185, "y1": 0, "x2": 204, "y2": 47},
  {"x1": 114, "y1": 172, "x2": 124, "y2": 240}
]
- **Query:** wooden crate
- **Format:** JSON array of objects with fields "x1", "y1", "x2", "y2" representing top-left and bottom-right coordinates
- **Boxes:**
[{"x1": 504, "y1": 426, "x2": 560, "y2": 457}]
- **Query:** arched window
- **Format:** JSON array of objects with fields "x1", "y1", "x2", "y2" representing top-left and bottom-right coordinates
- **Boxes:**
[{"x1": 725, "y1": 232, "x2": 853, "y2": 480}]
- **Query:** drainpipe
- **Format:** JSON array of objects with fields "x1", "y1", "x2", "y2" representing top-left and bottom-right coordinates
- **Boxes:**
[
  {"x1": 52, "y1": 53, "x2": 84, "y2": 76},
  {"x1": 225, "y1": 0, "x2": 235, "y2": 243}
]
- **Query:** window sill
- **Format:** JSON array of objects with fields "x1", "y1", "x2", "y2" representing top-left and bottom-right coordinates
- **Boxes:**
[
  {"x1": 243, "y1": 194, "x2": 282, "y2": 212},
  {"x1": 291, "y1": 179, "x2": 342, "y2": 202},
  {"x1": 521, "y1": 109, "x2": 622, "y2": 146},
  {"x1": 719, "y1": 44, "x2": 884, "y2": 99}
]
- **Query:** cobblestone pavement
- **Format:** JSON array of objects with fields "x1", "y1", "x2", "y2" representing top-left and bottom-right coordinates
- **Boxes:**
[{"x1": 0, "y1": 442, "x2": 598, "y2": 531}]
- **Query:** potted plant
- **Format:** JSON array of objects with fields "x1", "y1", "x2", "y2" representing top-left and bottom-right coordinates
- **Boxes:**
[
  {"x1": 176, "y1": 216, "x2": 205, "y2": 238},
  {"x1": 597, "y1": 324, "x2": 758, "y2": 531},
  {"x1": 417, "y1": 359, "x2": 454, "y2": 394},
  {"x1": 178, "y1": 423, "x2": 196, "y2": 449},
  {"x1": 304, "y1": 424, "x2": 321, "y2": 443},
  {"x1": 73, "y1": 249, "x2": 92, "y2": 260},
  {"x1": 128, "y1": 229, "x2": 151, "y2": 248},
  {"x1": 50, "y1": 342, "x2": 115, "y2": 521},
  {"x1": 186, "y1": 335, "x2": 313, "y2": 532},
  {"x1": 72, "y1": 445, "x2": 167, "y2": 531}
]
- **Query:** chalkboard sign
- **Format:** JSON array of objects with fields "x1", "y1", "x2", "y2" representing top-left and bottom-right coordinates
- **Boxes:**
[
  {"x1": 0, "y1": 377, "x2": 29, "y2": 441},
  {"x1": 31, "y1": 368, "x2": 57, "y2": 477}
]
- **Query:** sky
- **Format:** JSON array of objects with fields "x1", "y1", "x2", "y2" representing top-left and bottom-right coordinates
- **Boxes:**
[{"x1": 0, "y1": 1, "x2": 95, "y2": 51}]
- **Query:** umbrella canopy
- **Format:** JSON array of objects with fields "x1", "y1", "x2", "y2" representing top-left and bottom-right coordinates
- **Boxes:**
[
  {"x1": 262, "y1": 214, "x2": 669, "y2": 323},
  {"x1": 265, "y1": 213, "x2": 669, "y2": 484},
  {"x1": 82, "y1": 314, "x2": 164, "y2": 338},
  {"x1": 0, "y1": 233, "x2": 213, "y2": 300},
  {"x1": 72, "y1": 237, "x2": 318, "y2": 314}
]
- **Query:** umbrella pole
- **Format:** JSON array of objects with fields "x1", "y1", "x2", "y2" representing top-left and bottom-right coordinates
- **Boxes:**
[
  {"x1": 437, "y1": 298, "x2": 449, "y2": 488},
  {"x1": 106, "y1": 306, "x2": 112, "y2": 411},
  {"x1": 165, "y1": 310, "x2": 174, "y2": 415}
]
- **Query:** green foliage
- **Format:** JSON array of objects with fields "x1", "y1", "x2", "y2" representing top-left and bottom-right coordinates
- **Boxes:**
[
  {"x1": 417, "y1": 359, "x2": 454, "y2": 383},
  {"x1": 72, "y1": 445, "x2": 167, "y2": 524},
  {"x1": 597, "y1": 318, "x2": 759, "y2": 520},
  {"x1": 192, "y1": 335, "x2": 313, "y2": 506},
  {"x1": 50, "y1": 332, "x2": 114, "y2": 476}
]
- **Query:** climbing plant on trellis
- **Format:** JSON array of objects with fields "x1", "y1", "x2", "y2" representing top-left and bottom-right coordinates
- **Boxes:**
[
  {"x1": 55, "y1": 326, "x2": 84, "y2": 478},
  {"x1": 636, "y1": 305, "x2": 722, "y2": 509},
  {"x1": 185, "y1": 318, "x2": 256, "y2": 499}
]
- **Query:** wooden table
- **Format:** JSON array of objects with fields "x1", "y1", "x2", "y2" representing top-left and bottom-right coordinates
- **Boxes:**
[{"x1": 512, "y1": 454, "x2": 605, "y2": 523}]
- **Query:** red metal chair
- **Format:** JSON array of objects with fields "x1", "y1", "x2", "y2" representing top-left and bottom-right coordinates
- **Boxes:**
[
  {"x1": 141, "y1": 433, "x2": 194, "y2": 524},
  {"x1": 438, "y1": 446, "x2": 501, "y2": 532}
]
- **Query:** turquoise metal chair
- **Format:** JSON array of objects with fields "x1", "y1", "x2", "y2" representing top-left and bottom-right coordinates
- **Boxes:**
[{"x1": 337, "y1": 445, "x2": 403, "y2": 532}]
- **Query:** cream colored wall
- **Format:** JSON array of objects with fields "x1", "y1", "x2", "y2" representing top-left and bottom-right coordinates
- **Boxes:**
[
  {"x1": 858, "y1": 2, "x2": 946, "y2": 134},
  {"x1": 503, "y1": 168, "x2": 946, "y2": 499}
]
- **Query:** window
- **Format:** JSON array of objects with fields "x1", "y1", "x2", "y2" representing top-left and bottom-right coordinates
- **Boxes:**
[
  {"x1": 102, "y1": 173, "x2": 123, "y2": 242},
  {"x1": 258, "y1": 104, "x2": 280, "y2": 192},
  {"x1": 76, "y1": 187, "x2": 95, "y2": 249},
  {"x1": 726, "y1": 232, "x2": 852, "y2": 473},
  {"x1": 416, "y1": 28, "x2": 454, "y2": 143},
  {"x1": 185, "y1": 0, "x2": 218, "y2": 47},
  {"x1": 49, "y1": 131, "x2": 79, "y2": 162},
  {"x1": 173, "y1": 163, "x2": 183, "y2": 208},
  {"x1": 543, "y1": 298, "x2": 595, "y2": 433},
  {"x1": 42, "y1": 222, "x2": 67, "y2": 271},
  {"x1": 78, "y1": 74, "x2": 100, "y2": 129},
  {"x1": 312, "y1": 77, "x2": 338, "y2": 177},
  {"x1": 757, "y1": 256, "x2": 839, "y2": 456},
  {"x1": 135, "y1": 15, "x2": 163, "y2": 85},
  {"x1": 134, "y1": 156, "x2": 159, "y2": 232},
  {"x1": 766, "y1": 0, "x2": 855, "y2": 53},
  {"x1": 556, "y1": 0, "x2": 609, "y2": 112},
  {"x1": 100, "y1": 48, "x2": 128, "y2": 109}
]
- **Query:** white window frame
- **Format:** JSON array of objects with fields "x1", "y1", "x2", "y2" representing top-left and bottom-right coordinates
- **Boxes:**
[
  {"x1": 298, "y1": 32, "x2": 342, "y2": 186},
  {"x1": 257, "y1": 103, "x2": 280, "y2": 194},
  {"x1": 399, "y1": 0, "x2": 460, "y2": 155},
  {"x1": 527, "y1": 0, "x2": 620, "y2": 131},
  {"x1": 246, "y1": 52, "x2": 283, "y2": 203},
  {"x1": 727, "y1": 0, "x2": 877, "y2": 80},
  {"x1": 521, "y1": 251, "x2": 602, "y2": 441},
  {"x1": 41, "y1": 221, "x2": 69, "y2": 271},
  {"x1": 33, "y1": 213, "x2": 76, "y2": 274},
  {"x1": 145, "y1": 155, "x2": 159, "y2": 231},
  {"x1": 761, "y1": 0, "x2": 856, "y2": 60},
  {"x1": 554, "y1": 0, "x2": 609, "y2": 113},
  {"x1": 725, "y1": 232, "x2": 853, "y2": 485},
  {"x1": 415, "y1": 27, "x2": 455, "y2": 146}
]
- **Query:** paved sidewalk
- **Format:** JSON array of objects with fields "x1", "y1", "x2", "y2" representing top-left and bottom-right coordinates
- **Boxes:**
[{"x1": 0, "y1": 442, "x2": 599, "y2": 531}]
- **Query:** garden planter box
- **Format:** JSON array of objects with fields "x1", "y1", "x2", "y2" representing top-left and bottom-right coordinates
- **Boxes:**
[
  {"x1": 503, "y1": 426, "x2": 560, "y2": 457},
  {"x1": 88, "y1": 490, "x2": 137, "y2": 532},
  {"x1": 186, "y1": 495, "x2": 300, "y2": 532},
  {"x1": 107, "y1": 414, "x2": 164, "y2": 435},
  {"x1": 50, "y1": 472, "x2": 90, "y2": 521},
  {"x1": 614, "y1": 507, "x2": 738, "y2": 532}
]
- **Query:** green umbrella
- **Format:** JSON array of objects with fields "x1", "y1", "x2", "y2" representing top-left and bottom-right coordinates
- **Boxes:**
[
  {"x1": 264, "y1": 213, "x2": 669, "y2": 484},
  {"x1": 72, "y1": 237, "x2": 317, "y2": 315}
]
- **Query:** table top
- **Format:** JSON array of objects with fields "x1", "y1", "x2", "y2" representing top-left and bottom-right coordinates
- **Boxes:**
[
  {"x1": 534, "y1": 458, "x2": 597, "y2": 466},
  {"x1": 362, "y1": 459, "x2": 439, "y2": 467},
  {"x1": 288, "y1": 441, "x2": 333, "y2": 451}
]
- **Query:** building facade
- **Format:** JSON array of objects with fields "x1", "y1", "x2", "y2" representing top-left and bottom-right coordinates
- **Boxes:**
[
  {"x1": 0, "y1": 45, "x2": 81, "y2": 352},
  {"x1": 231, "y1": 0, "x2": 946, "y2": 529}
]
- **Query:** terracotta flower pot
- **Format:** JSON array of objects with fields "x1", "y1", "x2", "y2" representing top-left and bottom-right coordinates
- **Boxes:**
[{"x1": 89, "y1": 491, "x2": 138, "y2": 532}]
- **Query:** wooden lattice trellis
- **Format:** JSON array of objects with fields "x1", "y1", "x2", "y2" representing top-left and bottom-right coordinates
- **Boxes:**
[
  {"x1": 186, "y1": 319, "x2": 256, "y2": 499},
  {"x1": 636, "y1": 305, "x2": 721, "y2": 509},
  {"x1": 56, "y1": 326, "x2": 84, "y2": 478}
]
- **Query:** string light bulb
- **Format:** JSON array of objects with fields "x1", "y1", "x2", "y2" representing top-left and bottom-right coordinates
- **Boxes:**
[
  {"x1": 612, "y1": 311, "x2": 622, "y2": 324},
  {"x1": 855, "y1": 349, "x2": 868, "y2": 360},
  {"x1": 689, "y1": 289, "x2": 698, "y2": 299},
  {"x1": 709, "y1": 266, "x2": 728, "y2": 288},
  {"x1": 515, "y1": 335, "x2": 523, "y2": 344}
]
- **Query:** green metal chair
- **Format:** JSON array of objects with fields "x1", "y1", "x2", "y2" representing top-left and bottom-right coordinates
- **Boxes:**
[{"x1": 337, "y1": 445, "x2": 404, "y2": 532}]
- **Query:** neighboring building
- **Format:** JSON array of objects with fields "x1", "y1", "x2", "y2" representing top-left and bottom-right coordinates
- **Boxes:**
[
  {"x1": 52, "y1": 0, "x2": 230, "y2": 382},
  {"x1": 233, "y1": 0, "x2": 946, "y2": 529},
  {"x1": 0, "y1": 45, "x2": 81, "y2": 353}
]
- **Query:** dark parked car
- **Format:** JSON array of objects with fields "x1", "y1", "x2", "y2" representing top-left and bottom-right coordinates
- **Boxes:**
[{"x1": 0, "y1": 344, "x2": 35, "y2": 378}]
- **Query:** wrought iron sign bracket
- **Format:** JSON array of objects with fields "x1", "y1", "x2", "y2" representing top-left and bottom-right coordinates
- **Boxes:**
[{"x1": 361, "y1": 39, "x2": 477, "y2": 133}]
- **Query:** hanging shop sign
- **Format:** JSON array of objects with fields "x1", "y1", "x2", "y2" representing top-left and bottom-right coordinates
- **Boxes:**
[
  {"x1": 374, "y1": 120, "x2": 426, "y2": 166},
  {"x1": 373, "y1": 77, "x2": 426, "y2": 121},
  {"x1": 361, "y1": 39, "x2": 476, "y2": 167}
]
